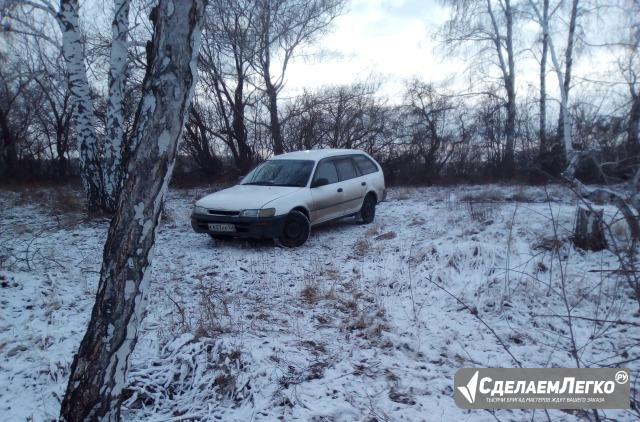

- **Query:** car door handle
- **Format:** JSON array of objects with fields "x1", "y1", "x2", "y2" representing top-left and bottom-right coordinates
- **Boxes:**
[
  {"x1": 361, "y1": 182, "x2": 366, "y2": 186},
  {"x1": 337, "y1": 188, "x2": 343, "y2": 192}
]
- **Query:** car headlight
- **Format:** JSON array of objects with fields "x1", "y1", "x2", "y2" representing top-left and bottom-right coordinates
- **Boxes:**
[
  {"x1": 193, "y1": 205, "x2": 207, "y2": 215},
  {"x1": 240, "y1": 208, "x2": 275, "y2": 218}
]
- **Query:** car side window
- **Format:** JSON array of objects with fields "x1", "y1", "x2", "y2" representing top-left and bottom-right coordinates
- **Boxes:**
[
  {"x1": 353, "y1": 155, "x2": 378, "y2": 175},
  {"x1": 334, "y1": 158, "x2": 359, "y2": 181},
  {"x1": 312, "y1": 160, "x2": 339, "y2": 186}
]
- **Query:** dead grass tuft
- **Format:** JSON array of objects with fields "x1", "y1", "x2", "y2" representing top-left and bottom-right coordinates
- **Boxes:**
[
  {"x1": 375, "y1": 231, "x2": 396, "y2": 241},
  {"x1": 353, "y1": 238, "x2": 371, "y2": 256},
  {"x1": 460, "y1": 187, "x2": 504, "y2": 203},
  {"x1": 17, "y1": 186, "x2": 84, "y2": 215},
  {"x1": 466, "y1": 201, "x2": 497, "y2": 222},
  {"x1": 300, "y1": 285, "x2": 319, "y2": 304}
]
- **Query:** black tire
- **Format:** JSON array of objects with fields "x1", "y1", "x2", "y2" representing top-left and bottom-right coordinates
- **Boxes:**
[
  {"x1": 278, "y1": 210, "x2": 310, "y2": 247},
  {"x1": 359, "y1": 194, "x2": 376, "y2": 224}
]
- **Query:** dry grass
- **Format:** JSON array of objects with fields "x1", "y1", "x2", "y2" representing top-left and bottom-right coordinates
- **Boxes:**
[
  {"x1": 466, "y1": 201, "x2": 497, "y2": 223},
  {"x1": 460, "y1": 187, "x2": 504, "y2": 203},
  {"x1": 375, "y1": 231, "x2": 396, "y2": 241},
  {"x1": 392, "y1": 187, "x2": 415, "y2": 201},
  {"x1": 353, "y1": 238, "x2": 371, "y2": 256},
  {"x1": 300, "y1": 284, "x2": 319, "y2": 304},
  {"x1": 16, "y1": 186, "x2": 84, "y2": 215}
]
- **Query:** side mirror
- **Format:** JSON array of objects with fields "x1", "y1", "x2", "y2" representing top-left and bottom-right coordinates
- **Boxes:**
[
  {"x1": 237, "y1": 175, "x2": 245, "y2": 184},
  {"x1": 311, "y1": 178, "x2": 329, "y2": 188}
]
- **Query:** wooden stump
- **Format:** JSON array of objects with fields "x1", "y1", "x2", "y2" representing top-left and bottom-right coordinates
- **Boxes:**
[{"x1": 573, "y1": 206, "x2": 607, "y2": 251}]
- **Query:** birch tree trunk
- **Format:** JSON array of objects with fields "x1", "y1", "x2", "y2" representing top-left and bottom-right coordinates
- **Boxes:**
[
  {"x1": 486, "y1": 0, "x2": 517, "y2": 175},
  {"x1": 529, "y1": 0, "x2": 579, "y2": 168},
  {"x1": 628, "y1": 84, "x2": 640, "y2": 154},
  {"x1": 260, "y1": 36, "x2": 285, "y2": 155},
  {"x1": 504, "y1": 0, "x2": 516, "y2": 174},
  {"x1": 556, "y1": 0, "x2": 579, "y2": 162},
  {"x1": 60, "y1": 1, "x2": 206, "y2": 419},
  {"x1": 538, "y1": 0, "x2": 549, "y2": 156},
  {"x1": 103, "y1": 0, "x2": 131, "y2": 214},
  {"x1": 266, "y1": 77, "x2": 284, "y2": 155},
  {"x1": 58, "y1": 0, "x2": 103, "y2": 212}
]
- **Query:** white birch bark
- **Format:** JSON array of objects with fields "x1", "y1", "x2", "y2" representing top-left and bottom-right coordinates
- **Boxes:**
[
  {"x1": 486, "y1": 0, "x2": 516, "y2": 171},
  {"x1": 60, "y1": 0, "x2": 206, "y2": 419},
  {"x1": 58, "y1": 0, "x2": 103, "y2": 211},
  {"x1": 527, "y1": 0, "x2": 578, "y2": 162},
  {"x1": 103, "y1": 0, "x2": 130, "y2": 213},
  {"x1": 548, "y1": 43, "x2": 573, "y2": 161}
]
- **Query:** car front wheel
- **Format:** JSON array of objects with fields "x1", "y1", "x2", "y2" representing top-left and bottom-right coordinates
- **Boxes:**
[
  {"x1": 278, "y1": 210, "x2": 310, "y2": 247},
  {"x1": 359, "y1": 194, "x2": 376, "y2": 224}
]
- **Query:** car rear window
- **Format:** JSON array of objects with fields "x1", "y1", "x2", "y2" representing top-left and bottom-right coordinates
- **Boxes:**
[
  {"x1": 313, "y1": 160, "x2": 339, "y2": 185},
  {"x1": 353, "y1": 155, "x2": 378, "y2": 174},
  {"x1": 334, "y1": 158, "x2": 359, "y2": 181}
]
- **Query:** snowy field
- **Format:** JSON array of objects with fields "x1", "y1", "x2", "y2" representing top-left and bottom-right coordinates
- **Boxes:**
[{"x1": 1, "y1": 184, "x2": 638, "y2": 421}]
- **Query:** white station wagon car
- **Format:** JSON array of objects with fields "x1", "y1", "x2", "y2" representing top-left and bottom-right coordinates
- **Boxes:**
[{"x1": 191, "y1": 149, "x2": 386, "y2": 247}]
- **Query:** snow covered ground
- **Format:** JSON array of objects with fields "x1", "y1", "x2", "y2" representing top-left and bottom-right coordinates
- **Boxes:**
[{"x1": 1, "y1": 184, "x2": 638, "y2": 421}]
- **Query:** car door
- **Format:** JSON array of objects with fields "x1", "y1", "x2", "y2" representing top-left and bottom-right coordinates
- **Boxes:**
[
  {"x1": 310, "y1": 159, "x2": 344, "y2": 224},
  {"x1": 333, "y1": 157, "x2": 366, "y2": 215},
  {"x1": 353, "y1": 153, "x2": 381, "y2": 199}
]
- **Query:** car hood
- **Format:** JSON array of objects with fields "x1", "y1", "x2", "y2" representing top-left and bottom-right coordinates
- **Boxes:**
[{"x1": 196, "y1": 185, "x2": 303, "y2": 211}]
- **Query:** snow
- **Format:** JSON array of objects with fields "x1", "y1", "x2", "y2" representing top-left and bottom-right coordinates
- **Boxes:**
[{"x1": 1, "y1": 185, "x2": 638, "y2": 421}]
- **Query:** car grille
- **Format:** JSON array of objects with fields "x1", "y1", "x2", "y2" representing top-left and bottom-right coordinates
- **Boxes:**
[{"x1": 207, "y1": 209, "x2": 240, "y2": 216}]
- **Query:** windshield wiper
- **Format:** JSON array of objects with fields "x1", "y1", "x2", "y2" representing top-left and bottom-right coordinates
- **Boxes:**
[{"x1": 242, "y1": 181, "x2": 274, "y2": 186}]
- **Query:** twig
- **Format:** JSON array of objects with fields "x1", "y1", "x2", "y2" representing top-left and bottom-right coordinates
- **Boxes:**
[
  {"x1": 534, "y1": 314, "x2": 640, "y2": 327},
  {"x1": 427, "y1": 275, "x2": 522, "y2": 368}
]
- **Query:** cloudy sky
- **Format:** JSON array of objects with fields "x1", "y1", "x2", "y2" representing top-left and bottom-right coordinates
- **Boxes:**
[
  {"x1": 283, "y1": 0, "x2": 461, "y2": 102},
  {"x1": 280, "y1": 0, "x2": 628, "y2": 107}
]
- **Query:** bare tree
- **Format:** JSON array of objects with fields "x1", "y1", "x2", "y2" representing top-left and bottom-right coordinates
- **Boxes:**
[
  {"x1": 103, "y1": 0, "x2": 131, "y2": 213},
  {"x1": 198, "y1": 0, "x2": 257, "y2": 172},
  {"x1": 1, "y1": 0, "x2": 136, "y2": 213},
  {"x1": 0, "y1": 52, "x2": 36, "y2": 178},
  {"x1": 252, "y1": 0, "x2": 343, "y2": 154},
  {"x1": 527, "y1": 0, "x2": 581, "y2": 169},
  {"x1": 404, "y1": 80, "x2": 461, "y2": 182},
  {"x1": 282, "y1": 82, "x2": 391, "y2": 154},
  {"x1": 533, "y1": 0, "x2": 550, "y2": 158},
  {"x1": 57, "y1": 0, "x2": 105, "y2": 209},
  {"x1": 182, "y1": 102, "x2": 223, "y2": 175},
  {"x1": 59, "y1": 0, "x2": 207, "y2": 419},
  {"x1": 31, "y1": 46, "x2": 75, "y2": 178},
  {"x1": 620, "y1": 0, "x2": 640, "y2": 155},
  {"x1": 556, "y1": 0, "x2": 579, "y2": 161},
  {"x1": 439, "y1": 0, "x2": 518, "y2": 175}
]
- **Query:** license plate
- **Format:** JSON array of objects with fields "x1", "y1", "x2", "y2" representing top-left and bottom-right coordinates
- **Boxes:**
[{"x1": 208, "y1": 223, "x2": 235, "y2": 233}]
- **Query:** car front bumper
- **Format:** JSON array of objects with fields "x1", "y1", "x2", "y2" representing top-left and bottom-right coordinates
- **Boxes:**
[{"x1": 191, "y1": 213, "x2": 287, "y2": 239}]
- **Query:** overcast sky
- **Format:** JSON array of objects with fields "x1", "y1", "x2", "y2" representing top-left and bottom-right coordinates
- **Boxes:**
[
  {"x1": 280, "y1": 0, "x2": 628, "y2": 108},
  {"x1": 69, "y1": 0, "x2": 629, "y2": 108},
  {"x1": 283, "y1": 0, "x2": 460, "y2": 102}
]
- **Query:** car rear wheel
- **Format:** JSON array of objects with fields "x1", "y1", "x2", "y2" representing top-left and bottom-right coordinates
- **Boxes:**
[
  {"x1": 278, "y1": 210, "x2": 310, "y2": 247},
  {"x1": 359, "y1": 194, "x2": 376, "y2": 224}
]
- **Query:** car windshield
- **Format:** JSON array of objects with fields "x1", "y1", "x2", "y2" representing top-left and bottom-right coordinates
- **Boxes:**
[{"x1": 241, "y1": 159, "x2": 314, "y2": 187}]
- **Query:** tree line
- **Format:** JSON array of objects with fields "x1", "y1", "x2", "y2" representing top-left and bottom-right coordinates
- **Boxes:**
[{"x1": 1, "y1": 0, "x2": 638, "y2": 207}]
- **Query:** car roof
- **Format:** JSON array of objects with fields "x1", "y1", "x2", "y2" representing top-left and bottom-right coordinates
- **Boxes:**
[{"x1": 269, "y1": 149, "x2": 365, "y2": 162}]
